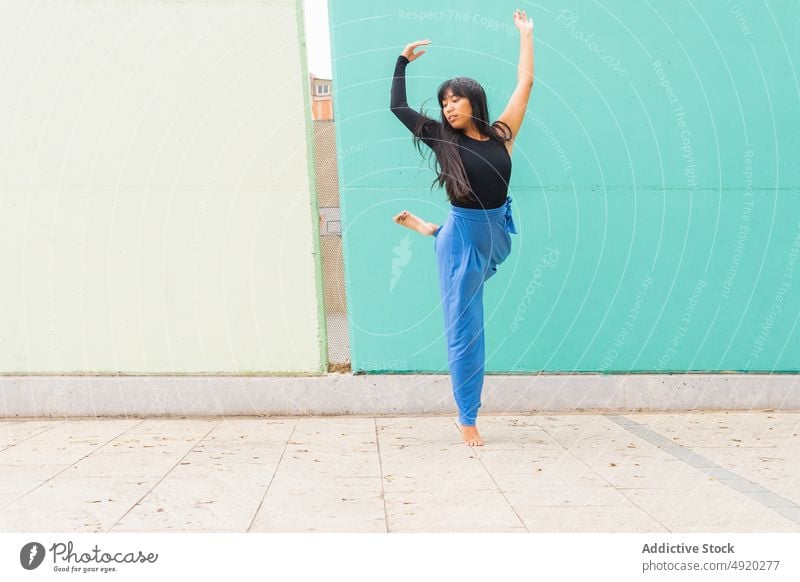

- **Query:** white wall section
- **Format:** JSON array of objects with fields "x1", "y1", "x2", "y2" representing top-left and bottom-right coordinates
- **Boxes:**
[{"x1": 0, "y1": 0, "x2": 324, "y2": 373}]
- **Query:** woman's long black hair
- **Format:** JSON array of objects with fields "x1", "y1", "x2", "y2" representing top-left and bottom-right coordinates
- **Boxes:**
[{"x1": 408, "y1": 76, "x2": 512, "y2": 205}]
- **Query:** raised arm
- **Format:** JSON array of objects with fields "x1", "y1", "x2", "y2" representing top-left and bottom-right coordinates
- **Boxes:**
[
  {"x1": 390, "y1": 40, "x2": 440, "y2": 149},
  {"x1": 496, "y1": 10, "x2": 534, "y2": 142}
]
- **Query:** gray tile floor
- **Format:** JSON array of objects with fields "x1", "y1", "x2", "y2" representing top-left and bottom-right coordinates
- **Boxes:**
[{"x1": 1, "y1": 411, "x2": 799, "y2": 533}]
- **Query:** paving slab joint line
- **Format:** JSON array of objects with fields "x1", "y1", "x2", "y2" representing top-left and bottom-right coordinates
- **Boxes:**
[{"x1": 606, "y1": 414, "x2": 800, "y2": 525}]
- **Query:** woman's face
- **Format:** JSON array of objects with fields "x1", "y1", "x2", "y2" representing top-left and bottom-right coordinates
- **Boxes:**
[{"x1": 441, "y1": 90, "x2": 474, "y2": 130}]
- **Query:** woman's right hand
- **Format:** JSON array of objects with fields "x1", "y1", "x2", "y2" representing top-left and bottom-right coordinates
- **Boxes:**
[{"x1": 401, "y1": 39, "x2": 430, "y2": 62}]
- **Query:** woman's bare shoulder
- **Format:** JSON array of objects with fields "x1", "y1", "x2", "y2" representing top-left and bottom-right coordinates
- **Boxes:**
[
  {"x1": 491, "y1": 120, "x2": 514, "y2": 140},
  {"x1": 491, "y1": 121, "x2": 513, "y2": 156}
]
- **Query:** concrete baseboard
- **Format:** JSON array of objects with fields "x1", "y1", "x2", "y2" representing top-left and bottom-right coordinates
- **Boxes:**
[{"x1": 1, "y1": 374, "x2": 798, "y2": 417}]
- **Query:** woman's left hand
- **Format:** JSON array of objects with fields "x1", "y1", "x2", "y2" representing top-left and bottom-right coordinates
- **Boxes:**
[{"x1": 514, "y1": 8, "x2": 533, "y2": 33}]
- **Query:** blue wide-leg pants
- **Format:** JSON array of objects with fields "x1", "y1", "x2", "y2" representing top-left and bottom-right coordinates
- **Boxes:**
[{"x1": 433, "y1": 195, "x2": 518, "y2": 426}]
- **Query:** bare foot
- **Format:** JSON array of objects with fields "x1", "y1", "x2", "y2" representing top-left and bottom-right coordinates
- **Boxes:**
[
  {"x1": 393, "y1": 210, "x2": 438, "y2": 236},
  {"x1": 460, "y1": 424, "x2": 484, "y2": 446}
]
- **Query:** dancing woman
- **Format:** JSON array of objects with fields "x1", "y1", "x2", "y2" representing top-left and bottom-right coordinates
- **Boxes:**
[{"x1": 389, "y1": 10, "x2": 534, "y2": 445}]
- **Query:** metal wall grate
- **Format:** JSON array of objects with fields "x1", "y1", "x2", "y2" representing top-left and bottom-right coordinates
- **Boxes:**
[{"x1": 312, "y1": 120, "x2": 350, "y2": 370}]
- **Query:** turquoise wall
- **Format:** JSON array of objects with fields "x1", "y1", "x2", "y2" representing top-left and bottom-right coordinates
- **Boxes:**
[{"x1": 329, "y1": 0, "x2": 799, "y2": 373}]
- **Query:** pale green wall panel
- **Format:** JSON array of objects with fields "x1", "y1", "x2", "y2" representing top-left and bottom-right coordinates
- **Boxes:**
[
  {"x1": 0, "y1": 0, "x2": 325, "y2": 373},
  {"x1": 331, "y1": 0, "x2": 799, "y2": 373}
]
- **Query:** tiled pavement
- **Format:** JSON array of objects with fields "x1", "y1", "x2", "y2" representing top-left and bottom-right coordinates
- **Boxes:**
[{"x1": 1, "y1": 412, "x2": 799, "y2": 533}]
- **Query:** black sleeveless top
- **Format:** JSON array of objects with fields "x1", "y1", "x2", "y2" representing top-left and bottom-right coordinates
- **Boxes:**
[{"x1": 389, "y1": 54, "x2": 512, "y2": 210}]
